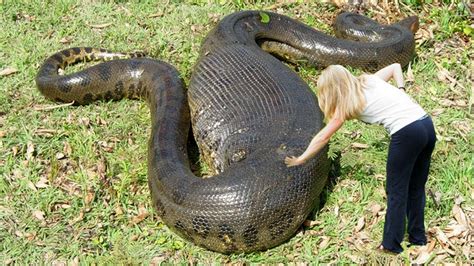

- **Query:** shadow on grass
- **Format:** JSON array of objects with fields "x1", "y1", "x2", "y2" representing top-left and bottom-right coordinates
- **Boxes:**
[{"x1": 309, "y1": 150, "x2": 342, "y2": 219}]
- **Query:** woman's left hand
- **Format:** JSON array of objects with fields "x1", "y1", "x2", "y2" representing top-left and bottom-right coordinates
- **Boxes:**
[{"x1": 284, "y1": 156, "x2": 304, "y2": 167}]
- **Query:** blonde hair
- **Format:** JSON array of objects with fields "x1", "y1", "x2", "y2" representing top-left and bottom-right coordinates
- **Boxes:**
[{"x1": 316, "y1": 65, "x2": 366, "y2": 121}]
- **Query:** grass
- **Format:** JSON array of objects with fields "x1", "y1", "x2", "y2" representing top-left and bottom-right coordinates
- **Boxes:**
[{"x1": 1, "y1": 0, "x2": 472, "y2": 264}]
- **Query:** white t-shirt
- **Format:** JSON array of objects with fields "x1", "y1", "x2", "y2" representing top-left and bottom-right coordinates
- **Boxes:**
[{"x1": 358, "y1": 74, "x2": 427, "y2": 135}]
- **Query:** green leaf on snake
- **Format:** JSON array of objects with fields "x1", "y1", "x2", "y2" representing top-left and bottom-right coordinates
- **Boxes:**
[{"x1": 259, "y1": 12, "x2": 270, "y2": 24}]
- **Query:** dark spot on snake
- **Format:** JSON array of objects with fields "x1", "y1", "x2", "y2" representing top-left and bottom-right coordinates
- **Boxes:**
[
  {"x1": 61, "y1": 49, "x2": 71, "y2": 57},
  {"x1": 137, "y1": 80, "x2": 143, "y2": 95},
  {"x1": 52, "y1": 54, "x2": 64, "y2": 64},
  {"x1": 368, "y1": 60, "x2": 379, "y2": 71},
  {"x1": 104, "y1": 90, "x2": 113, "y2": 101},
  {"x1": 172, "y1": 187, "x2": 186, "y2": 205},
  {"x1": 128, "y1": 83, "x2": 136, "y2": 96},
  {"x1": 192, "y1": 216, "x2": 211, "y2": 238},
  {"x1": 218, "y1": 224, "x2": 235, "y2": 237},
  {"x1": 94, "y1": 93, "x2": 103, "y2": 101},
  {"x1": 129, "y1": 59, "x2": 141, "y2": 70},
  {"x1": 174, "y1": 220, "x2": 195, "y2": 242},
  {"x1": 85, "y1": 47, "x2": 93, "y2": 53},
  {"x1": 71, "y1": 57, "x2": 81, "y2": 64},
  {"x1": 218, "y1": 224, "x2": 235, "y2": 245},
  {"x1": 242, "y1": 225, "x2": 258, "y2": 247},
  {"x1": 97, "y1": 64, "x2": 112, "y2": 81},
  {"x1": 269, "y1": 210, "x2": 294, "y2": 240},
  {"x1": 115, "y1": 80, "x2": 124, "y2": 96},
  {"x1": 72, "y1": 47, "x2": 81, "y2": 55},
  {"x1": 83, "y1": 93, "x2": 93, "y2": 104}
]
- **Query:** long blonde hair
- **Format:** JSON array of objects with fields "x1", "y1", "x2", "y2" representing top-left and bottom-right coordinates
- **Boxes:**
[{"x1": 316, "y1": 65, "x2": 366, "y2": 121}]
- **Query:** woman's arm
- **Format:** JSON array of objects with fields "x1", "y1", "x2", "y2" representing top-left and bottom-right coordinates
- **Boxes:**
[
  {"x1": 285, "y1": 117, "x2": 344, "y2": 167},
  {"x1": 374, "y1": 63, "x2": 405, "y2": 88}
]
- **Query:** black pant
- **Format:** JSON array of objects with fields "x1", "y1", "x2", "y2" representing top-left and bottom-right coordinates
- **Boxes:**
[{"x1": 382, "y1": 116, "x2": 436, "y2": 253}]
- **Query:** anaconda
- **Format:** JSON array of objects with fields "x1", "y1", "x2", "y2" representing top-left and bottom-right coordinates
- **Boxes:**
[{"x1": 36, "y1": 11, "x2": 419, "y2": 253}]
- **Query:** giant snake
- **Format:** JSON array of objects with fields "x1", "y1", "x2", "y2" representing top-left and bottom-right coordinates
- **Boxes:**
[{"x1": 36, "y1": 11, "x2": 418, "y2": 253}]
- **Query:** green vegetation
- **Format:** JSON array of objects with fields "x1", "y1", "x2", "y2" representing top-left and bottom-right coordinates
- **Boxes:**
[{"x1": 1, "y1": 0, "x2": 472, "y2": 264}]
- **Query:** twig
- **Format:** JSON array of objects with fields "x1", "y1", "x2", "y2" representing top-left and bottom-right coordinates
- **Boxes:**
[
  {"x1": 33, "y1": 101, "x2": 74, "y2": 111},
  {"x1": 399, "y1": 1, "x2": 417, "y2": 16},
  {"x1": 433, "y1": 61, "x2": 468, "y2": 93}
]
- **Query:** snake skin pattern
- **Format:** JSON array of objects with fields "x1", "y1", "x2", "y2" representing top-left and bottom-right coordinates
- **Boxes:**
[{"x1": 36, "y1": 11, "x2": 418, "y2": 253}]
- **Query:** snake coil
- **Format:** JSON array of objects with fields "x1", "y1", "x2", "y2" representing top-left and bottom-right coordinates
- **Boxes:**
[{"x1": 36, "y1": 11, "x2": 418, "y2": 253}]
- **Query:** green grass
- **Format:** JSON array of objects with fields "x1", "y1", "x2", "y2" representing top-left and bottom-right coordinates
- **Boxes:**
[{"x1": 1, "y1": 0, "x2": 472, "y2": 264}]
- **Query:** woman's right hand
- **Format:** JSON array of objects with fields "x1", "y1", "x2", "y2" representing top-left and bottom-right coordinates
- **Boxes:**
[{"x1": 285, "y1": 156, "x2": 304, "y2": 167}]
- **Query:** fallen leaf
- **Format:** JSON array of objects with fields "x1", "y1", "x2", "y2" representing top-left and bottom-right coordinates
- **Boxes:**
[
  {"x1": 0, "y1": 67, "x2": 18, "y2": 76},
  {"x1": 454, "y1": 99, "x2": 467, "y2": 107},
  {"x1": 35, "y1": 176, "x2": 49, "y2": 188},
  {"x1": 115, "y1": 205, "x2": 123, "y2": 216},
  {"x1": 454, "y1": 195, "x2": 464, "y2": 205},
  {"x1": 369, "y1": 203, "x2": 383, "y2": 216},
  {"x1": 412, "y1": 246, "x2": 433, "y2": 264},
  {"x1": 319, "y1": 236, "x2": 331, "y2": 249},
  {"x1": 433, "y1": 227, "x2": 456, "y2": 255},
  {"x1": 59, "y1": 36, "x2": 73, "y2": 44},
  {"x1": 354, "y1": 217, "x2": 365, "y2": 232},
  {"x1": 150, "y1": 254, "x2": 170, "y2": 266},
  {"x1": 406, "y1": 63, "x2": 414, "y2": 82},
  {"x1": 452, "y1": 204, "x2": 468, "y2": 226},
  {"x1": 25, "y1": 232, "x2": 36, "y2": 241},
  {"x1": 439, "y1": 99, "x2": 455, "y2": 107},
  {"x1": 0, "y1": 130, "x2": 6, "y2": 137},
  {"x1": 34, "y1": 128, "x2": 58, "y2": 137},
  {"x1": 148, "y1": 12, "x2": 164, "y2": 18},
  {"x1": 32, "y1": 210, "x2": 45, "y2": 221},
  {"x1": 431, "y1": 108, "x2": 444, "y2": 116},
  {"x1": 26, "y1": 180, "x2": 37, "y2": 191},
  {"x1": 462, "y1": 244, "x2": 470, "y2": 259},
  {"x1": 131, "y1": 204, "x2": 149, "y2": 224},
  {"x1": 346, "y1": 254, "x2": 366, "y2": 264},
  {"x1": 303, "y1": 219, "x2": 320, "y2": 227},
  {"x1": 436, "y1": 67, "x2": 451, "y2": 82},
  {"x1": 26, "y1": 141, "x2": 35, "y2": 160},
  {"x1": 90, "y1": 22, "x2": 112, "y2": 29},
  {"x1": 70, "y1": 257, "x2": 79, "y2": 266},
  {"x1": 79, "y1": 117, "x2": 90, "y2": 127},
  {"x1": 63, "y1": 142, "x2": 72, "y2": 156},
  {"x1": 351, "y1": 142, "x2": 369, "y2": 149},
  {"x1": 426, "y1": 240, "x2": 436, "y2": 252},
  {"x1": 444, "y1": 224, "x2": 468, "y2": 238},
  {"x1": 84, "y1": 190, "x2": 95, "y2": 205},
  {"x1": 69, "y1": 210, "x2": 84, "y2": 225}
]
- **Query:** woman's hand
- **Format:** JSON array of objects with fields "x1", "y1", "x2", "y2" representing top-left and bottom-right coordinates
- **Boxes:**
[
  {"x1": 285, "y1": 118, "x2": 344, "y2": 168},
  {"x1": 285, "y1": 156, "x2": 305, "y2": 167}
]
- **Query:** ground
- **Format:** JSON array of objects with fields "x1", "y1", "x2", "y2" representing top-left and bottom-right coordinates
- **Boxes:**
[{"x1": 0, "y1": 0, "x2": 472, "y2": 264}]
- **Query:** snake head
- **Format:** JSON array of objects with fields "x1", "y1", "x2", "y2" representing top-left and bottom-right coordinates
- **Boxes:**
[{"x1": 396, "y1": 15, "x2": 420, "y2": 35}]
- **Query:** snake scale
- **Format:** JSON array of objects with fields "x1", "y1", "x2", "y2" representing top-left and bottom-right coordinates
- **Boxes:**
[{"x1": 36, "y1": 11, "x2": 418, "y2": 253}]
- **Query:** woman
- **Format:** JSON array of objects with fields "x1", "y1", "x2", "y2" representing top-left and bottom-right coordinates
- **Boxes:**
[{"x1": 285, "y1": 64, "x2": 436, "y2": 254}]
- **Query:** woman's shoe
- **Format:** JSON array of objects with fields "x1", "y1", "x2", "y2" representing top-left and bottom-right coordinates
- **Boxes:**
[{"x1": 377, "y1": 244, "x2": 400, "y2": 255}]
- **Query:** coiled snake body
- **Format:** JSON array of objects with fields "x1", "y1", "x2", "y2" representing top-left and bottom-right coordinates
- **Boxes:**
[{"x1": 36, "y1": 11, "x2": 418, "y2": 253}]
